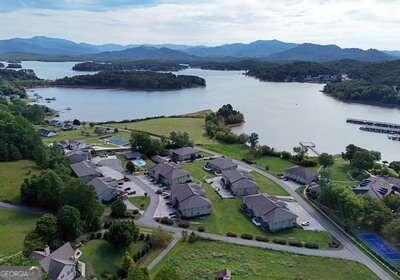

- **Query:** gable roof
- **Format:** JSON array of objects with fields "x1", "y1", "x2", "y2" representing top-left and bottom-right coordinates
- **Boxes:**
[
  {"x1": 231, "y1": 177, "x2": 258, "y2": 193},
  {"x1": 151, "y1": 162, "x2": 189, "y2": 180},
  {"x1": 284, "y1": 166, "x2": 318, "y2": 182},
  {"x1": 39, "y1": 243, "x2": 76, "y2": 279},
  {"x1": 88, "y1": 177, "x2": 119, "y2": 201},
  {"x1": 171, "y1": 147, "x2": 198, "y2": 156},
  {"x1": 124, "y1": 151, "x2": 142, "y2": 160},
  {"x1": 171, "y1": 183, "x2": 210, "y2": 210},
  {"x1": 353, "y1": 176, "x2": 398, "y2": 199},
  {"x1": 207, "y1": 157, "x2": 237, "y2": 170},
  {"x1": 222, "y1": 169, "x2": 247, "y2": 184},
  {"x1": 70, "y1": 161, "x2": 100, "y2": 177}
]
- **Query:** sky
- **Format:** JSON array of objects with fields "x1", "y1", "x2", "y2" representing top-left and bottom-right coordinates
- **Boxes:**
[{"x1": 1, "y1": 0, "x2": 400, "y2": 49}]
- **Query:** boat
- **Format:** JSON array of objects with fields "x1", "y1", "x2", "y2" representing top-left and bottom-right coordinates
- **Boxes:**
[
  {"x1": 388, "y1": 136, "x2": 400, "y2": 141},
  {"x1": 45, "y1": 97, "x2": 56, "y2": 101},
  {"x1": 66, "y1": 107, "x2": 72, "y2": 111}
]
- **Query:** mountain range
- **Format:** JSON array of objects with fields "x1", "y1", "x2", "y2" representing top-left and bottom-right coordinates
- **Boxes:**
[{"x1": 0, "y1": 36, "x2": 397, "y2": 62}]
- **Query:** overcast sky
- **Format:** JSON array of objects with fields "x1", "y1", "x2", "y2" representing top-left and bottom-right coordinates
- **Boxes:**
[{"x1": 1, "y1": 0, "x2": 399, "y2": 49}]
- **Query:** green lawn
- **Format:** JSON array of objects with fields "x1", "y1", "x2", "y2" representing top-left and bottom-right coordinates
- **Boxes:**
[
  {"x1": 0, "y1": 209, "x2": 38, "y2": 258},
  {"x1": 250, "y1": 171, "x2": 289, "y2": 196},
  {"x1": 151, "y1": 240, "x2": 378, "y2": 280},
  {"x1": 203, "y1": 143, "x2": 294, "y2": 175},
  {"x1": 80, "y1": 237, "x2": 162, "y2": 279},
  {"x1": 328, "y1": 157, "x2": 359, "y2": 188},
  {"x1": 0, "y1": 160, "x2": 40, "y2": 204},
  {"x1": 128, "y1": 196, "x2": 150, "y2": 211},
  {"x1": 108, "y1": 117, "x2": 212, "y2": 144},
  {"x1": 182, "y1": 161, "x2": 331, "y2": 248}
]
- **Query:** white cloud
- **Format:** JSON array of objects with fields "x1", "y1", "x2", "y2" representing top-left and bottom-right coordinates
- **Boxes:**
[{"x1": 1, "y1": 0, "x2": 400, "y2": 49}]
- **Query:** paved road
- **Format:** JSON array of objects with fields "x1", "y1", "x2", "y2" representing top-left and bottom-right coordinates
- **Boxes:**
[{"x1": 196, "y1": 147, "x2": 396, "y2": 280}]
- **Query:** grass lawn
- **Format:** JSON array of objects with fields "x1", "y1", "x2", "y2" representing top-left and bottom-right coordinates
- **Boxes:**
[
  {"x1": 108, "y1": 117, "x2": 212, "y2": 144},
  {"x1": 0, "y1": 209, "x2": 38, "y2": 258},
  {"x1": 151, "y1": 240, "x2": 378, "y2": 280},
  {"x1": 182, "y1": 161, "x2": 331, "y2": 248},
  {"x1": 0, "y1": 160, "x2": 40, "y2": 204},
  {"x1": 250, "y1": 171, "x2": 289, "y2": 196},
  {"x1": 328, "y1": 157, "x2": 359, "y2": 188},
  {"x1": 129, "y1": 196, "x2": 150, "y2": 211},
  {"x1": 203, "y1": 143, "x2": 294, "y2": 175}
]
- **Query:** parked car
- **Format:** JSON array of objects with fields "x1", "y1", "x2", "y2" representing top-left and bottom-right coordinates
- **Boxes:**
[
  {"x1": 252, "y1": 217, "x2": 261, "y2": 227},
  {"x1": 301, "y1": 221, "x2": 310, "y2": 226}
]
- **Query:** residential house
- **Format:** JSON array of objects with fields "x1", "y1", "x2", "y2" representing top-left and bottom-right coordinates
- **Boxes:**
[
  {"x1": 149, "y1": 162, "x2": 191, "y2": 187},
  {"x1": 67, "y1": 150, "x2": 91, "y2": 164},
  {"x1": 124, "y1": 151, "x2": 143, "y2": 161},
  {"x1": 216, "y1": 268, "x2": 231, "y2": 280},
  {"x1": 284, "y1": 166, "x2": 319, "y2": 185},
  {"x1": 94, "y1": 127, "x2": 112, "y2": 135},
  {"x1": 31, "y1": 243, "x2": 84, "y2": 280},
  {"x1": 151, "y1": 155, "x2": 168, "y2": 164},
  {"x1": 243, "y1": 194, "x2": 297, "y2": 232},
  {"x1": 70, "y1": 161, "x2": 101, "y2": 183},
  {"x1": 170, "y1": 183, "x2": 212, "y2": 218},
  {"x1": 205, "y1": 157, "x2": 238, "y2": 174},
  {"x1": 57, "y1": 140, "x2": 86, "y2": 152},
  {"x1": 38, "y1": 129, "x2": 57, "y2": 137},
  {"x1": 88, "y1": 177, "x2": 120, "y2": 202},
  {"x1": 222, "y1": 169, "x2": 258, "y2": 197},
  {"x1": 170, "y1": 147, "x2": 199, "y2": 162},
  {"x1": 306, "y1": 182, "x2": 321, "y2": 199},
  {"x1": 353, "y1": 176, "x2": 400, "y2": 199}
]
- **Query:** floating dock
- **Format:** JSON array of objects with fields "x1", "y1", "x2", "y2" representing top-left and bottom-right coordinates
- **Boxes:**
[
  {"x1": 359, "y1": 126, "x2": 400, "y2": 135},
  {"x1": 347, "y1": 118, "x2": 400, "y2": 130}
]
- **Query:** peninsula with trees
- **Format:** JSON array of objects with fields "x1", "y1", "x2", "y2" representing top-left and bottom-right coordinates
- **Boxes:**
[{"x1": 73, "y1": 61, "x2": 188, "y2": 72}]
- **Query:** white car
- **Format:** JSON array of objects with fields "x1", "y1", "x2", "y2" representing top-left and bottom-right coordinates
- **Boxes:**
[
  {"x1": 301, "y1": 221, "x2": 310, "y2": 226},
  {"x1": 252, "y1": 217, "x2": 261, "y2": 227}
]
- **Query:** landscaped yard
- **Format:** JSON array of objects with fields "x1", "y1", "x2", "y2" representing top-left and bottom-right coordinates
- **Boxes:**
[
  {"x1": 0, "y1": 160, "x2": 40, "y2": 204},
  {"x1": 0, "y1": 209, "x2": 38, "y2": 258},
  {"x1": 250, "y1": 171, "x2": 289, "y2": 196},
  {"x1": 128, "y1": 196, "x2": 150, "y2": 211},
  {"x1": 108, "y1": 117, "x2": 212, "y2": 144},
  {"x1": 182, "y1": 161, "x2": 331, "y2": 248},
  {"x1": 202, "y1": 143, "x2": 294, "y2": 175},
  {"x1": 328, "y1": 156, "x2": 359, "y2": 188},
  {"x1": 151, "y1": 240, "x2": 378, "y2": 280}
]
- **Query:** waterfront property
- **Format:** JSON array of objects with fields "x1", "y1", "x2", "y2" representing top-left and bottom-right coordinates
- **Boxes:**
[
  {"x1": 170, "y1": 147, "x2": 199, "y2": 162},
  {"x1": 31, "y1": 243, "x2": 84, "y2": 280},
  {"x1": 242, "y1": 194, "x2": 297, "y2": 232},
  {"x1": 149, "y1": 162, "x2": 191, "y2": 187},
  {"x1": 221, "y1": 169, "x2": 258, "y2": 197},
  {"x1": 205, "y1": 157, "x2": 238, "y2": 174},
  {"x1": 353, "y1": 176, "x2": 400, "y2": 199},
  {"x1": 87, "y1": 177, "x2": 120, "y2": 202},
  {"x1": 284, "y1": 166, "x2": 319, "y2": 185},
  {"x1": 170, "y1": 183, "x2": 212, "y2": 218},
  {"x1": 70, "y1": 161, "x2": 101, "y2": 183}
]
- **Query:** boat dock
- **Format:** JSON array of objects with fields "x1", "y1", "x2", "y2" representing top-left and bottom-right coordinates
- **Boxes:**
[
  {"x1": 347, "y1": 118, "x2": 400, "y2": 130},
  {"x1": 359, "y1": 126, "x2": 400, "y2": 135},
  {"x1": 299, "y1": 142, "x2": 320, "y2": 156}
]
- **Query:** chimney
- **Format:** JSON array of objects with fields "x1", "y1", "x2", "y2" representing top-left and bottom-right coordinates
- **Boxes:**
[{"x1": 44, "y1": 245, "x2": 51, "y2": 256}]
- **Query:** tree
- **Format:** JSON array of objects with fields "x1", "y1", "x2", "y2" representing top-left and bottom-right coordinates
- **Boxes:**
[
  {"x1": 382, "y1": 218, "x2": 400, "y2": 244},
  {"x1": 126, "y1": 161, "x2": 136, "y2": 173},
  {"x1": 72, "y1": 119, "x2": 80, "y2": 126},
  {"x1": 318, "y1": 153, "x2": 334, "y2": 167},
  {"x1": 107, "y1": 222, "x2": 139, "y2": 248},
  {"x1": 361, "y1": 197, "x2": 393, "y2": 231},
  {"x1": 119, "y1": 251, "x2": 135, "y2": 278},
  {"x1": 169, "y1": 131, "x2": 193, "y2": 148},
  {"x1": 383, "y1": 195, "x2": 400, "y2": 212},
  {"x1": 389, "y1": 161, "x2": 400, "y2": 173},
  {"x1": 57, "y1": 205, "x2": 82, "y2": 241},
  {"x1": 111, "y1": 199, "x2": 127, "y2": 218},
  {"x1": 153, "y1": 267, "x2": 182, "y2": 280},
  {"x1": 350, "y1": 150, "x2": 376, "y2": 171},
  {"x1": 342, "y1": 144, "x2": 363, "y2": 161},
  {"x1": 248, "y1": 132, "x2": 259, "y2": 150},
  {"x1": 127, "y1": 266, "x2": 150, "y2": 280},
  {"x1": 130, "y1": 131, "x2": 164, "y2": 156},
  {"x1": 150, "y1": 227, "x2": 171, "y2": 249}
]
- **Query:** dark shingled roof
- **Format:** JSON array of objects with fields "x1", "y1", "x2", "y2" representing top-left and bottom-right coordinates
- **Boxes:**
[
  {"x1": 124, "y1": 151, "x2": 142, "y2": 160},
  {"x1": 171, "y1": 183, "x2": 211, "y2": 211},
  {"x1": 284, "y1": 166, "x2": 318, "y2": 183},
  {"x1": 70, "y1": 161, "x2": 100, "y2": 177},
  {"x1": 39, "y1": 243, "x2": 76, "y2": 280},
  {"x1": 151, "y1": 162, "x2": 189, "y2": 180},
  {"x1": 207, "y1": 157, "x2": 237, "y2": 170},
  {"x1": 88, "y1": 177, "x2": 119, "y2": 201},
  {"x1": 171, "y1": 147, "x2": 198, "y2": 156}
]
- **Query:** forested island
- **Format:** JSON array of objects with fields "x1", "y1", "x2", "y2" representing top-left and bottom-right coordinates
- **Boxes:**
[
  {"x1": 55, "y1": 70, "x2": 206, "y2": 90},
  {"x1": 0, "y1": 69, "x2": 39, "y2": 98},
  {"x1": 73, "y1": 60, "x2": 188, "y2": 72}
]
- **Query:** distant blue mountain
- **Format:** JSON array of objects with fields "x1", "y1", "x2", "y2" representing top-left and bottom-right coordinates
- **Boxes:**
[
  {"x1": 384, "y1": 50, "x2": 400, "y2": 58},
  {"x1": 184, "y1": 40, "x2": 298, "y2": 58}
]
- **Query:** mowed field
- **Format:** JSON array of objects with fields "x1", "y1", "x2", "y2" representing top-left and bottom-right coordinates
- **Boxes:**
[
  {"x1": 0, "y1": 209, "x2": 38, "y2": 258},
  {"x1": 0, "y1": 160, "x2": 40, "y2": 204},
  {"x1": 108, "y1": 117, "x2": 212, "y2": 144},
  {"x1": 151, "y1": 240, "x2": 378, "y2": 280}
]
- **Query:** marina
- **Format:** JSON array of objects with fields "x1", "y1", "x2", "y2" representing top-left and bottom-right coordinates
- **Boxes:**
[{"x1": 347, "y1": 118, "x2": 400, "y2": 130}]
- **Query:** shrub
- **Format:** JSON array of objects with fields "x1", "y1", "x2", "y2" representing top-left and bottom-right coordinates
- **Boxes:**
[
  {"x1": 132, "y1": 209, "x2": 139, "y2": 215},
  {"x1": 272, "y1": 238, "x2": 287, "y2": 245},
  {"x1": 288, "y1": 240, "x2": 304, "y2": 247},
  {"x1": 90, "y1": 233, "x2": 96, "y2": 240},
  {"x1": 255, "y1": 236, "x2": 269, "y2": 242},
  {"x1": 226, "y1": 232, "x2": 237, "y2": 238},
  {"x1": 178, "y1": 221, "x2": 190, "y2": 228},
  {"x1": 197, "y1": 226, "x2": 205, "y2": 232},
  {"x1": 156, "y1": 190, "x2": 162, "y2": 195},
  {"x1": 103, "y1": 221, "x2": 111, "y2": 229},
  {"x1": 138, "y1": 233, "x2": 145, "y2": 240},
  {"x1": 188, "y1": 232, "x2": 198, "y2": 243},
  {"x1": 305, "y1": 242, "x2": 319, "y2": 249},
  {"x1": 159, "y1": 217, "x2": 174, "y2": 225},
  {"x1": 265, "y1": 165, "x2": 269, "y2": 171},
  {"x1": 240, "y1": 233, "x2": 253, "y2": 240},
  {"x1": 96, "y1": 232, "x2": 102, "y2": 239}
]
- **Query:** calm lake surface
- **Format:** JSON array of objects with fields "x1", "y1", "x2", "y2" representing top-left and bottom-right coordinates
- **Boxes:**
[{"x1": 25, "y1": 61, "x2": 400, "y2": 161}]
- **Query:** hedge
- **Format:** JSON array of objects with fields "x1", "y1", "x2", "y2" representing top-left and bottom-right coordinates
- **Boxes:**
[
  {"x1": 305, "y1": 242, "x2": 319, "y2": 249},
  {"x1": 272, "y1": 238, "x2": 287, "y2": 245},
  {"x1": 241, "y1": 233, "x2": 253, "y2": 240},
  {"x1": 226, "y1": 232, "x2": 237, "y2": 238},
  {"x1": 255, "y1": 236, "x2": 269, "y2": 242},
  {"x1": 288, "y1": 240, "x2": 304, "y2": 247}
]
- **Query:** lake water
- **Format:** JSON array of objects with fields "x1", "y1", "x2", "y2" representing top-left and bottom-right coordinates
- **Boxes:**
[{"x1": 25, "y1": 61, "x2": 400, "y2": 161}]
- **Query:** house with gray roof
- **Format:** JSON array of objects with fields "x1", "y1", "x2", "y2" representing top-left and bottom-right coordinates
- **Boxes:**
[
  {"x1": 222, "y1": 169, "x2": 258, "y2": 197},
  {"x1": 170, "y1": 183, "x2": 211, "y2": 218},
  {"x1": 243, "y1": 194, "x2": 297, "y2": 232},
  {"x1": 205, "y1": 157, "x2": 238, "y2": 174},
  {"x1": 124, "y1": 151, "x2": 143, "y2": 160},
  {"x1": 67, "y1": 150, "x2": 91, "y2": 164},
  {"x1": 170, "y1": 147, "x2": 199, "y2": 162},
  {"x1": 70, "y1": 161, "x2": 101, "y2": 183},
  {"x1": 31, "y1": 243, "x2": 84, "y2": 280},
  {"x1": 353, "y1": 176, "x2": 399, "y2": 199},
  {"x1": 88, "y1": 177, "x2": 120, "y2": 202},
  {"x1": 149, "y1": 162, "x2": 191, "y2": 187},
  {"x1": 284, "y1": 166, "x2": 319, "y2": 185}
]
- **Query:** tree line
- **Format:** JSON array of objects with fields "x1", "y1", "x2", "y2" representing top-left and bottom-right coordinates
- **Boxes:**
[{"x1": 73, "y1": 60, "x2": 188, "y2": 72}]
